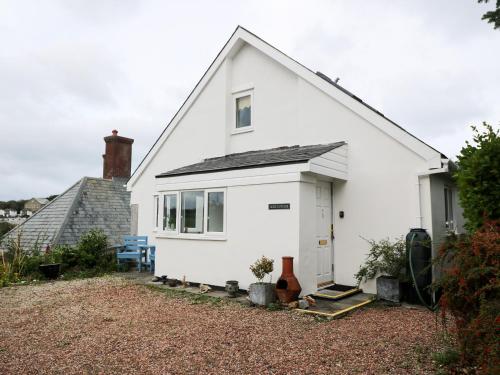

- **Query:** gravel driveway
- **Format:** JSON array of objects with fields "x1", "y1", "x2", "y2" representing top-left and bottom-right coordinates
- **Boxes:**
[{"x1": 0, "y1": 276, "x2": 441, "y2": 374}]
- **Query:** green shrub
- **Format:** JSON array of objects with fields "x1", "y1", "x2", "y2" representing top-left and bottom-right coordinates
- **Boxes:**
[
  {"x1": 355, "y1": 237, "x2": 407, "y2": 284},
  {"x1": 455, "y1": 123, "x2": 500, "y2": 230},
  {"x1": 434, "y1": 221, "x2": 499, "y2": 373}
]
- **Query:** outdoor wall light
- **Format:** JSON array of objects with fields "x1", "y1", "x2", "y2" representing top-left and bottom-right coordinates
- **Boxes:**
[{"x1": 339, "y1": 211, "x2": 345, "y2": 218}]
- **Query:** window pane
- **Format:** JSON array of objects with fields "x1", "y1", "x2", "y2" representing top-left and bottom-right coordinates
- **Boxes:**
[
  {"x1": 208, "y1": 192, "x2": 224, "y2": 232},
  {"x1": 236, "y1": 95, "x2": 251, "y2": 128},
  {"x1": 181, "y1": 191, "x2": 204, "y2": 233},
  {"x1": 163, "y1": 194, "x2": 177, "y2": 231}
]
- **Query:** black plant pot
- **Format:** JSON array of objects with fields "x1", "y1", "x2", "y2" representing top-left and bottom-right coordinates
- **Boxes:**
[{"x1": 39, "y1": 263, "x2": 61, "y2": 280}]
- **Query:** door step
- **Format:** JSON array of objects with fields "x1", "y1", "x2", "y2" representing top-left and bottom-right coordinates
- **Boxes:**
[
  {"x1": 313, "y1": 285, "x2": 361, "y2": 301},
  {"x1": 296, "y1": 296, "x2": 374, "y2": 318}
]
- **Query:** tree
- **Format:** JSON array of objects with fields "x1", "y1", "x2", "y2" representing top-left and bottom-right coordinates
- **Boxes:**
[
  {"x1": 478, "y1": 0, "x2": 500, "y2": 29},
  {"x1": 455, "y1": 122, "x2": 500, "y2": 230}
]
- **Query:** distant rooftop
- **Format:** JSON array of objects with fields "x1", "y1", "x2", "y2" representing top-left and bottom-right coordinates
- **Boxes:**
[{"x1": 2, "y1": 177, "x2": 130, "y2": 250}]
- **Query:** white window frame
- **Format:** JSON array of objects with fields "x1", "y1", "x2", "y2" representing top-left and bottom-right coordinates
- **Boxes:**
[
  {"x1": 232, "y1": 88, "x2": 254, "y2": 135},
  {"x1": 153, "y1": 195, "x2": 159, "y2": 231},
  {"x1": 156, "y1": 188, "x2": 227, "y2": 240},
  {"x1": 163, "y1": 193, "x2": 178, "y2": 233}
]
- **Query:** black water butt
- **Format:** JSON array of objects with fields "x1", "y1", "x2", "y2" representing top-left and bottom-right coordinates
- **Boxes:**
[{"x1": 405, "y1": 228, "x2": 432, "y2": 305}]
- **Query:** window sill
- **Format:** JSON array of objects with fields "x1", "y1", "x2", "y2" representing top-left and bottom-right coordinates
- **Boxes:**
[
  {"x1": 231, "y1": 126, "x2": 254, "y2": 135},
  {"x1": 155, "y1": 233, "x2": 227, "y2": 241}
]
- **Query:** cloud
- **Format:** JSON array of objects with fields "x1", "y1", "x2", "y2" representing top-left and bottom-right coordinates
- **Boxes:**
[{"x1": 0, "y1": 0, "x2": 498, "y2": 199}]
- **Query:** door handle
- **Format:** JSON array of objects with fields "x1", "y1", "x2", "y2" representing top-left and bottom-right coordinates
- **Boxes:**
[{"x1": 330, "y1": 224, "x2": 334, "y2": 240}]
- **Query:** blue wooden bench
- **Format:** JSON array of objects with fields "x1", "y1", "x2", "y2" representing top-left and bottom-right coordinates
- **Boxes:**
[{"x1": 115, "y1": 236, "x2": 155, "y2": 272}]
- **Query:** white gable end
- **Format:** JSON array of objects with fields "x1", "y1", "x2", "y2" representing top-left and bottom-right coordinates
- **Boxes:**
[{"x1": 128, "y1": 26, "x2": 442, "y2": 190}]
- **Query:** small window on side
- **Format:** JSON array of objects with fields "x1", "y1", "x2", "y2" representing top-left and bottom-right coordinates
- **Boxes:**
[
  {"x1": 236, "y1": 95, "x2": 251, "y2": 128},
  {"x1": 444, "y1": 186, "x2": 454, "y2": 229}
]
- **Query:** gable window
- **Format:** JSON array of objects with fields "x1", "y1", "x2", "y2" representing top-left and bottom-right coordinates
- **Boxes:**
[
  {"x1": 444, "y1": 186, "x2": 454, "y2": 230},
  {"x1": 163, "y1": 194, "x2": 177, "y2": 231},
  {"x1": 236, "y1": 95, "x2": 251, "y2": 128}
]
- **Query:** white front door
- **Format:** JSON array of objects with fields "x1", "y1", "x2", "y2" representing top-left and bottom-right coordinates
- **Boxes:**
[{"x1": 316, "y1": 181, "x2": 333, "y2": 284}]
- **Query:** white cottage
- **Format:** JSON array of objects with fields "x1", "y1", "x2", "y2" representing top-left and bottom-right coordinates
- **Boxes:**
[{"x1": 127, "y1": 26, "x2": 464, "y2": 295}]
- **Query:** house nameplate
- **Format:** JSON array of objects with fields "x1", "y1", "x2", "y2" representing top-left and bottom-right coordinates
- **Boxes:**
[{"x1": 268, "y1": 203, "x2": 290, "y2": 210}]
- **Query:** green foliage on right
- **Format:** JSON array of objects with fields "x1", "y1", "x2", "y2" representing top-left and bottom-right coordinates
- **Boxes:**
[
  {"x1": 455, "y1": 123, "x2": 500, "y2": 230},
  {"x1": 478, "y1": 0, "x2": 500, "y2": 29},
  {"x1": 434, "y1": 221, "x2": 499, "y2": 374}
]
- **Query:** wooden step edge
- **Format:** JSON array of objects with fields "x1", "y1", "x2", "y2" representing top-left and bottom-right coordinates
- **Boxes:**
[
  {"x1": 313, "y1": 288, "x2": 361, "y2": 300},
  {"x1": 295, "y1": 298, "x2": 374, "y2": 318}
]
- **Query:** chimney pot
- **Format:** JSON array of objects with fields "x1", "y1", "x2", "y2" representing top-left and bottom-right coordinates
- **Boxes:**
[{"x1": 102, "y1": 129, "x2": 134, "y2": 180}]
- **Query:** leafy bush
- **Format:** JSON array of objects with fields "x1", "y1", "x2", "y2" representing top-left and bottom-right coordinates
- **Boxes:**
[
  {"x1": 455, "y1": 123, "x2": 500, "y2": 230},
  {"x1": 250, "y1": 256, "x2": 274, "y2": 283},
  {"x1": 0, "y1": 222, "x2": 15, "y2": 240},
  {"x1": 0, "y1": 228, "x2": 115, "y2": 286},
  {"x1": 355, "y1": 237, "x2": 407, "y2": 283},
  {"x1": 434, "y1": 221, "x2": 499, "y2": 373}
]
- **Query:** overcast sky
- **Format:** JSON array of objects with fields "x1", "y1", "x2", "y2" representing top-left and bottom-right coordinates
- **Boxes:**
[{"x1": 0, "y1": 1, "x2": 499, "y2": 200}]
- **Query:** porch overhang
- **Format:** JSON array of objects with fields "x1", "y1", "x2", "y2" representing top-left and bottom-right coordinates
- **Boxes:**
[{"x1": 155, "y1": 142, "x2": 348, "y2": 191}]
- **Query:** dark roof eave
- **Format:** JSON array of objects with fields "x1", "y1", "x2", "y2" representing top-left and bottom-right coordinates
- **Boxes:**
[{"x1": 156, "y1": 159, "x2": 310, "y2": 178}]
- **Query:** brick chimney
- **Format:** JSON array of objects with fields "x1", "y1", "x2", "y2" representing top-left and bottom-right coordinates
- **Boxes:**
[{"x1": 102, "y1": 129, "x2": 134, "y2": 179}]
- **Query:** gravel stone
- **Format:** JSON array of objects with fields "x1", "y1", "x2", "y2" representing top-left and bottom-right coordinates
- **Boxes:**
[{"x1": 0, "y1": 276, "x2": 442, "y2": 374}]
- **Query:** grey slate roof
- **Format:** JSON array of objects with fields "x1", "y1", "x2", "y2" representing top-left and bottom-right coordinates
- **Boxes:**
[
  {"x1": 157, "y1": 142, "x2": 345, "y2": 178},
  {"x1": 1, "y1": 177, "x2": 130, "y2": 250}
]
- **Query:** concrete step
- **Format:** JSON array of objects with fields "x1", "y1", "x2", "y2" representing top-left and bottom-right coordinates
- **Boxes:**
[
  {"x1": 313, "y1": 287, "x2": 361, "y2": 301},
  {"x1": 296, "y1": 292, "x2": 375, "y2": 318}
]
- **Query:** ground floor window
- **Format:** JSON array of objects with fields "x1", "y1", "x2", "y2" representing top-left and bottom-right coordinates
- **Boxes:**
[{"x1": 156, "y1": 188, "x2": 226, "y2": 236}]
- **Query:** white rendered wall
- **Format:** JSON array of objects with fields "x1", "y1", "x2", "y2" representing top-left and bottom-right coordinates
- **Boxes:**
[
  {"x1": 154, "y1": 181, "x2": 301, "y2": 291},
  {"x1": 130, "y1": 42, "x2": 449, "y2": 294}
]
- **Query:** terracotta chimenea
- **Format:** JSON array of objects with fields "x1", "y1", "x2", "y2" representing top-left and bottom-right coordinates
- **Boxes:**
[{"x1": 276, "y1": 256, "x2": 302, "y2": 303}]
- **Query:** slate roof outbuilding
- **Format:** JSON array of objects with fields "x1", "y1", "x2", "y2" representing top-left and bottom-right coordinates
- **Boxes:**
[
  {"x1": 156, "y1": 142, "x2": 345, "y2": 178},
  {"x1": 1, "y1": 177, "x2": 130, "y2": 250}
]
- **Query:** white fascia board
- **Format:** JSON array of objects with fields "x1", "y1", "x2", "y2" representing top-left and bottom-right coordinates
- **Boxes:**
[
  {"x1": 129, "y1": 26, "x2": 441, "y2": 189},
  {"x1": 127, "y1": 32, "x2": 245, "y2": 189},
  {"x1": 417, "y1": 166, "x2": 449, "y2": 176},
  {"x1": 155, "y1": 163, "x2": 308, "y2": 191},
  {"x1": 155, "y1": 157, "x2": 348, "y2": 192}
]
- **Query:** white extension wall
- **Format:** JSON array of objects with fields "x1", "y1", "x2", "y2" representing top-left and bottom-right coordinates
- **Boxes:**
[{"x1": 129, "y1": 40, "x2": 455, "y2": 294}]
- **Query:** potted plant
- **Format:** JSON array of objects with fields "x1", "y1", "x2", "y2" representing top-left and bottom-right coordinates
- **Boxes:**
[
  {"x1": 248, "y1": 256, "x2": 276, "y2": 306},
  {"x1": 355, "y1": 237, "x2": 407, "y2": 303},
  {"x1": 39, "y1": 245, "x2": 61, "y2": 280}
]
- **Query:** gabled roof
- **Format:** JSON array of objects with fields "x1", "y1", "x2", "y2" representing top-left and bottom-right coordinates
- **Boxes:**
[
  {"x1": 33, "y1": 198, "x2": 49, "y2": 205},
  {"x1": 1, "y1": 177, "x2": 130, "y2": 250},
  {"x1": 157, "y1": 142, "x2": 345, "y2": 178},
  {"x1": 128, "y1": 26, "x2": 444, "y2": 188}
]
